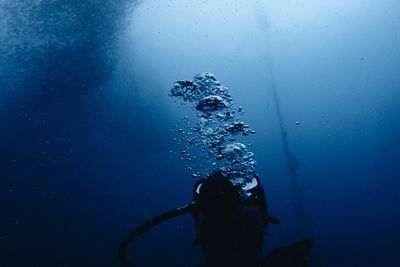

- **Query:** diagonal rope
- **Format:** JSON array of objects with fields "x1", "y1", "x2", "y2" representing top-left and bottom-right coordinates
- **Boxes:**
[
  {"x1": 266, "y1": 59, "x2": 323, "y2": 267},
  {"x1": 267, "y1": 61, "x2": 312, "y2": 238}
]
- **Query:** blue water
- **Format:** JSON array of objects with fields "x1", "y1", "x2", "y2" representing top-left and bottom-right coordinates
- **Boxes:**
[{"x1": 1, "y1": 1, "x2": 399, "y2": 266}]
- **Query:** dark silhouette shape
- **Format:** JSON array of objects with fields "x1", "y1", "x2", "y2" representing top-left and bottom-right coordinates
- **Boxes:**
[
  {"x1": 263, "y1": 239, "x2": 314, "y2": 267},
  {"x1": 119, "y1": 171, "x2": 313, "y2": 267}
]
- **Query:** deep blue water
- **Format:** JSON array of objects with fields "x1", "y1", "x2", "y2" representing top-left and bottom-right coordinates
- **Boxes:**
[{"x1": 1, "y1": 1, "x2": 400, "y2": 267}]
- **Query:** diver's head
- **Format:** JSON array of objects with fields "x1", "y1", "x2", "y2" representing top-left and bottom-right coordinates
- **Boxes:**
[
  {"x1": 196, "y1": 171, "x2": 240, "y2": 217},
  {"x1": 193, "y1": 171, "x2": 267, "y2": 267}
]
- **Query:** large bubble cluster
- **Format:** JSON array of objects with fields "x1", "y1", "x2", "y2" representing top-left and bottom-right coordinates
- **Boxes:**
[{"x1": 170, "y1": 73, "x2": 258, "y2": 184}]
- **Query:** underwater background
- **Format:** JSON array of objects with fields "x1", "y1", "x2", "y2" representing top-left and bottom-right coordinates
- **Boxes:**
[{"x1": 1, "y1": 1, "x2": 399, "y2": 266}]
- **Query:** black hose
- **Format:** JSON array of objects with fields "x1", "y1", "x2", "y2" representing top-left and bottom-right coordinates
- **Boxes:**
[{"x1": 118, "y1": 202, "x2": 196, "y2": 267}]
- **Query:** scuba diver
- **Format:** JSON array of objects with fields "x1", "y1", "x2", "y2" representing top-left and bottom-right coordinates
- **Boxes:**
[{"x1": 118, "y1": 170, "x2": 314, "y2": 267}]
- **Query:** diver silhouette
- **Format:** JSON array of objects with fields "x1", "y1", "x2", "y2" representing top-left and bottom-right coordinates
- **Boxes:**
[{"x1": 119, "y1": 170, "x2": 313, "y2": 267}]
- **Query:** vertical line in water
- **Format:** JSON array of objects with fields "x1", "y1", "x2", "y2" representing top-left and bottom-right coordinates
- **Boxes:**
[
  {"x1": 265, "y1": 58, "x2": 323, "y2": 266},
  {"x1": 266, "y1": 60, "x2": 311, "y2": 238}
]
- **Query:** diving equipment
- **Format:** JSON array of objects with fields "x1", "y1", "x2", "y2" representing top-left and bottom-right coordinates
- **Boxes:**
[{"x1": 118, "y1": 171, "x2": 278, "y2": 267}]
